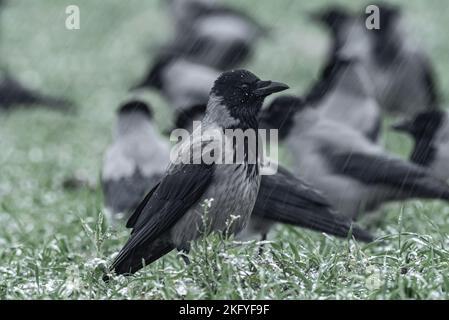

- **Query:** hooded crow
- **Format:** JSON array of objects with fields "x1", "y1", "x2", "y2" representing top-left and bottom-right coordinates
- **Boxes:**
[
  {"x1": 311, "y1": 4, "x2": 441, "y2": 117},
  {"x1": 0, "y1": 73, "x2": 73, "y2": 111},
  {"x1": 133, "y1": 54, "x2": 220, "y2": 112},
  {"x1": 166, "y1": 0, "x2": 267, "y2": 70},
  {"x1": 305, "y1": 53, "x2": 381, "y2": 142},
  {"x1": 106, "y1": 69, "x2": 289, "y2": 277},
  {"x1": 267, "y1": 95, "x2": 449, "y2": 220},
  {"x1": 392, "y1": 110, "x2": 449, "y2": 181},
  {"x1": 101, "y1": 100, "x2": 170, "y2": 222}
]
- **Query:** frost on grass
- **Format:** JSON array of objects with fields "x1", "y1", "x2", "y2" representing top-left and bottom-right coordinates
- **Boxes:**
[{"x1": 2, "y1": 0, "x2": 449, "y2": 300}]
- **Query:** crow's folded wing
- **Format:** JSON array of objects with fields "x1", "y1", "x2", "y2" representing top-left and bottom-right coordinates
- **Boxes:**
[
  {"x1": 328, "y1": 152, "x2": 449, "y2": 200},
  {"x1": 254, "y1": 166, "x2": 373, "y2": 242},
  {"x1": 111, "y1": 163, "x2": 215, "y2": 270}
]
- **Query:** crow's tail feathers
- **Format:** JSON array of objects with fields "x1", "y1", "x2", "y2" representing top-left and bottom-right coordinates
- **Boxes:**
[
  {"x1": 255, "y1": 168, "x2": 374, "y2": 242},
  {"x1": 104, "y1": 240, "x2": 174, "y2": 281}
]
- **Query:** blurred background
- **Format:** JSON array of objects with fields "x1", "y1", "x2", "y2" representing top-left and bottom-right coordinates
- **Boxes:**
[{"x1": 1, "y1": 0, "x2": 449, "y2": 299}]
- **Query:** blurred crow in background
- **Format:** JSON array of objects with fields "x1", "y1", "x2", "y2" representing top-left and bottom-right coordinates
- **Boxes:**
[
  {"x1": 166, "y1": 0, "x2": 268, "y2": 70},
  {"x1": 311, "y1": 3, "x2": 441, "y2": 117},
  {"x1": 106, "y1": 70, "x2": 289, "y2": 277},
  {"x1": 305, "y1": 53, "x2": 381, "y2": 142},
  {"x1": 132, "y1": 52, "x2": 219, "y2": 131},
  {"x1": 0, "y1": 72, "x2": 74, "y2": 112},
  {"x1": 168, "y1": 0, "x2": 217, "y2": 31},
  {"x1": 133, "y1": 53, "x2": 219, "y2": 111},
  {"x1": 264, "y1": 96, "x2": 449, "y2": 220},
  {"x1": 101, "y1": 100, "x2": 169, "y2": 222},
  {"x1": 392, "y1": 110, "x2": 449, "y2": 181}
]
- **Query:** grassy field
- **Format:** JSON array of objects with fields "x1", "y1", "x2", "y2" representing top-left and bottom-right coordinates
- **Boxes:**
[{"x1": 1, "y1": 0, "x2": 449, "y2": 299}]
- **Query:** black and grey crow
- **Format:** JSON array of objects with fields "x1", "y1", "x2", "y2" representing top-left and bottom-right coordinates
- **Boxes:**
[
  {"x1": 266, "y1": 95, "x2": 449, "y2": 220},
  {"x1": 101, "y1": 100, "x2": 170, "y2": 222},
  {"x1": 106, "y1": 69, "x2": 289, "y2": 276},
  {"x1": 392, "y1": 110, "x2": 449, "y2": 181},
  {"x1": 0, "y1": 73, "x2": 73, "y2": 111},
  {"x1": 305, "y1": 53, "x2": 381, "y2": 142},
  {"x1": 166, "y1": 0, "x2": 267, "y2": 70},
  {"x1": 132, "y1": 54, "x2": 220, "y2": 112},
  {"x1": 311, "y1": 4, "x2": 441, "y2": 117}
]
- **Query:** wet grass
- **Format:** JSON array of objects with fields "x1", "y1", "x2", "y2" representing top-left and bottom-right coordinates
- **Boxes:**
[{"x1": 1, "y1": 0, "x2": 449, "y2": 299}]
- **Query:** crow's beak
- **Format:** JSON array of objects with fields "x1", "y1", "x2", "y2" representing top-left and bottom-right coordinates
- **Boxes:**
[
  {"x1": 254, "y1": 80, "x2": 289, "y2": 97},
  {"x1": 391, "y1": 120, "x2": 413, "y2": 133}
]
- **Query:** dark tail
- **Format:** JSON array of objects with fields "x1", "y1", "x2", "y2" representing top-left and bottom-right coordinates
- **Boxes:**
[
  {"x1": 389, "y1": 175, "x2": 449, "y2": 203},
  {"x1": 254, "y1": 167, "x2": 374, "y2": 242},
  {"x1": 104, "y1": 240, "x2": 174, "y2": 280}
]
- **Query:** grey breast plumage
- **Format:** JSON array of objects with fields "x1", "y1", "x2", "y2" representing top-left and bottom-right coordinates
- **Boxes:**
[
  {"x1": 101, "y1": 101, "x2": 170, "y2": 221},
  {"x1": 306, "y1": 54, "x2": 381, "y2": 142}
]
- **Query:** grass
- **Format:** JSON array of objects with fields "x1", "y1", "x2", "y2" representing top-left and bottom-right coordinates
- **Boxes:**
[{"x1": 1, "y1": 0, "x2": 449, "y2": 300}]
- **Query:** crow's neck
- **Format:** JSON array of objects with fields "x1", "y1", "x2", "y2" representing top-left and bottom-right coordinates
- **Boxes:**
[
  {"x1": 203, "y1": 95, "x2": 260, "y2": 131},
  {"x1": 372, "y1": 31, "x2": 402, "y2": 67}
]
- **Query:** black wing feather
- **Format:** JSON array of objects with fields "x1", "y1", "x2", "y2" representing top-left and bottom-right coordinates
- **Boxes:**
[
  {"x1": 110, "y1": 163, "x2": 215, "y2": 272},
  {"x1": 253, "y1": 166, "x2": 373, "y2": 242},
  {"x1": 328, "y1": 152, "x2": 449, "y2": 200},
  {"x1": 126, "y1": 181, "x2": 160, "y2": 229}
]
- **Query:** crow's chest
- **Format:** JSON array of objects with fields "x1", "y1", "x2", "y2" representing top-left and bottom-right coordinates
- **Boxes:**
[{"x1": 170, "y1": 163, "x2": 260, "y2": 247}]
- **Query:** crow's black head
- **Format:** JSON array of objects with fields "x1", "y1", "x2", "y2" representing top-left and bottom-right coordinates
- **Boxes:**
[
  {"x1": 118, "y1": 100, "x2": 153, "y2": 119},
  {"x1": 310, "y1": 6, "x2": 352, "y2": 33},
  {"x1": 211, "y1": 69, "x2": 289, "y2": 123}
]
